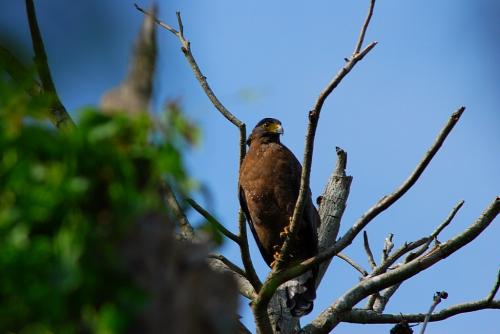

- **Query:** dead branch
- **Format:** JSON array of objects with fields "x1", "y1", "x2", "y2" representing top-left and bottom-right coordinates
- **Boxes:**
[
  {"x1": 187, "y1": 198, "x2": 241, "y2": 246},
  {"x1": 253, "y1": 1, "x2": 378, "y2": 329},
  {"x1": 302, "y1": 197, "x2": 499, "y2": 333},
  {"x1": 486, "y1": 268, "x2": 500, "y2": 303},
  {"x1": 364, "y1": 231, "x2": 378, "y2": 270},
  {"x1": 337, "y1": 253, "x2": 369, "y2": 277},
  {"x1": 135, "y1": 4, "x2": 262, "y2": 291},
  {"x1": 207, "y1": 254, "x2": 247, "y2": 278},
  {"x1": 160, "y1": 182, "x2": 195, "y2": 241},
  {"x1": 337, "y1": 300, "x2": 500, "y2": 324},
  {"x1": 316, "y1": 147, "x2": 353, "y2": 284},
  {"x1": 354, "y1": 0, "x2": 376, "y2": 54},
  {"x1": 258, "y1": 107, "x2": 466, "y2": 294},
  {"x1": 208, "y1": 257, "x2": 257, "y2": 301},
  {"x1": 420, "y1": 291, "x2": 448, "y2": 334},
  {"x1": 25, "y1": 0, "x2": 75, "y2": 130}
]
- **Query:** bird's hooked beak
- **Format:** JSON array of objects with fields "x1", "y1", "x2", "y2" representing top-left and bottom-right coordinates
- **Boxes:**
[{"x1": 271, "y1": 123, "x2": 284, "y2": 135}]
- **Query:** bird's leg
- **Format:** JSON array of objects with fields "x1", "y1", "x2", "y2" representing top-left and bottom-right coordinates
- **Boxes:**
[
  {"x1": 279, "y1": 217, "x2": 292, "y2": 239},
  {"x1": 271, "y1": 243, "x2": 284, "y2": 269}
]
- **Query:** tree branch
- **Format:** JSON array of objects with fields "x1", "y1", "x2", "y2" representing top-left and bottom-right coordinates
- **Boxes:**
[
  {"x1": 160, "y1": 182, "x2": 195, "y2": 241},
  {"x1": 25, "y1": 0, "x2": 75, "y2": 130},
  {"x1": 207, "y1": 254, "x2": 247, "y2": 282},
  {"x1": 207, "y1": 256, "x2": 257, "y2": 301},
  {"x1": 135, "y1": 3, "x2": 260, "y2": 293},
  {"x1": 420, "y1": 291, "x2": 448, "y2": 334},
  {"x1": 354, "y1": 0, "x2": 376, "y2": 54},
  {"x1": 261, "y1": 107, "x2": 466, "y2": 293},
  {"x1": 486, "y1": 268, "x2": 500, "y2": 303},
  {"x1": 238, "y1": 209, "x2": 263, "y2": 291},
  {"x1": 337, "y1": 300, "x2": 500, "y2": 324},
  {"x1": 275, "y1": 0, "x2": 377, "y2": 273},
  {"x1": 316, "y1": 147, "x2": 353, "y2": 284},
  {"x1": 302, "y1": 196, "x2": 499, "y2": 333},
  {"x1": 337, "y1": 253, "x2": 368, "y2": 277},
  {"x1": 363, "y1": 231, "x2": 377, "y2": 270},
  {"x1": 0, "y1": 45, "x2": 42, "y2": 96},
  {"x1": 186, "y1": 198, "x2": 241, "y2": 246},
  {"x1": 134, "y1": 4, "x2": 247, "y2": 162}
]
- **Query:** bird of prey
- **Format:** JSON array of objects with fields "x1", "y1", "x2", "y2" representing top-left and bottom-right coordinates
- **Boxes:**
[{"x1": 238, "y1": 118, "x2": 320, "y2": 316}]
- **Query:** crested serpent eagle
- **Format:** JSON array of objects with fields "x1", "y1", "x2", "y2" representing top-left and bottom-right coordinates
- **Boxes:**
[{"x1": 238, "y1": 118, "x2": 320, "y2": 316}]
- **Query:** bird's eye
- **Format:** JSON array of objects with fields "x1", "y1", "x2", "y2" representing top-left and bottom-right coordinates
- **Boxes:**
[{"x1": 264, "y1": 122, "x2": 269, "y2": 127}]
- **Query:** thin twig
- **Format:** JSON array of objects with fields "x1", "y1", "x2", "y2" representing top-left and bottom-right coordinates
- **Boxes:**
[
  {"x1": 275, "y1": 13, "x2": 378, "y2": 273},
  {"x1": 486, "y1": 268, "x2": 500, "y2": 303},
  {"x1": 302, "y1": 197, "x2": 499, "y2": 333},
  {"x1": 207, "y1": 257, "x2": 257, "y2": 300},
  {"x1": 407, "y1": 200, "x2": 464, "y2": 261},
  {"x1": 135, "y1": 5, "x2": 259, "y2": 292},
  {"x1": 186, "y1": 198, "x2": 241, "y2": 245},
  {"x1": 337, "y1": 252, "x2": 369, "y2": 276},
  {"x1": 276, "y1": 107, "x2": 466, "y2": 281},
  {"x1": 364, "y1": 230, "x2": 377, "y2": 270},
  {"x1": 25, "y1": 0, "x2": 74, "y2": 130},
  {"x1": 253, "y1": 3, "x2": 378, "y2": 329},
  {"x1": 207, "y1": 253, "x2": 246, "y2": 278},
  {"x1": 382, "y1": 233, "x2": 394, "y2": 262},
  {"x1": 420, "y1": 291, "x2": 448, "y2": 334},
  {"x1": 371, "y1": 237, "x2": 428, "y2": 276},
  {"x1": 354, "y1": 0, "x2": 376, "y2": 54},
  {"x1": 336, "y1": 300, "x2": 500, "y2": 324},
  {"x1": 160, "y1": 182, "x2": 195, "y2": 240},
  {"x1": 239, "y1": 209, "x2": 262, "y2": 290}
]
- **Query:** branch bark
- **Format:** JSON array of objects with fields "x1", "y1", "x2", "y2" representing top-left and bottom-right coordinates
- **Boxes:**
[
  {"x1": 302, "y1": 196, "x2": 499, "y2": 333},
  {"x1": 187, "y1": 198, "x2": 241, "y2": 246},
  {"x1": 25, "y1": 0, "x2": 75, "y2": 130},
  {"x1": 135, "y1": 5, "x2": 262, "y2": 291}
]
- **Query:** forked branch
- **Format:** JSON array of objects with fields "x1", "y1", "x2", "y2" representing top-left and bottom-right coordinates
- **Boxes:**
[{"x1": 135, "y1": 4, "x2": 261, "y2": 291}]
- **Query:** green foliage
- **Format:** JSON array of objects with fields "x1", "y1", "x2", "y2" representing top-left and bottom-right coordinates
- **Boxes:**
[{"x1": 0, "y1": 78, "x2": 194, "y2": 333}]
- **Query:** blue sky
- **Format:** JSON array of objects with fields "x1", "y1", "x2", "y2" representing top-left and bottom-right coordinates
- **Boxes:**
[{"x1": 2, "y1": 1, "x2": 499, "y2": 333}]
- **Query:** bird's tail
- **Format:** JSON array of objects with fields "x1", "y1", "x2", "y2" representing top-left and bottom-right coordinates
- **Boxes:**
[{"x1": 284, "y1": 270, "x2": 316, "y2": 317}]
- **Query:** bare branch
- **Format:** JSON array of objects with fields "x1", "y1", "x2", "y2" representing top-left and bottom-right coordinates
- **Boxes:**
[
  {"x1": 372, "y1": 284, "x2": 400, "y2": 313},
  {"x1": 420, "y1": 291, "x2": 448, "y2": 334},
  {"x1": 186, "y1": 198, "x2": 241, "y2": 245},
  {"x1": 382, "y1": 233, "x2": 394, "y2": 262},
  {"x1": 316, "y1": 147, "x2": 353, "y2": 284},
  {"x1": 302, "y1": 197, "x2": 499, "y2": 333},
  {"x1": 407, "y1": 200, "x2": 464, "y2": 262},
  {"x1": 253, "y1": 5, "x2": 378, "y2": 331},
  {"x1": 0, "y1": 45, "x2": 42, "y2": 96},
  {"x1": 486, "y1": 268, "x2": 500, "y2": 303},
  {"x1": 371, "y1": 237, "x2": 428, "y2": 276},
  {"x1": 134, "y1": 4, "x2": 247, "y2": 163},
  {"x1": 337, "y1": 300, "x2": 500, "y2": 324},
  {"x1": 354, "y1": 0, "x2": 376, "y2": 54},
  {"x1": 275, "y1": 11, "x2": 377, "y2": 273},
  {"x1": 207, "y1": 256, "x2": 257, "y2": 301},
  {"x1": 135, "y1": 5, "x2": 260, "y2": 292},
  {"x1": 273, "y1": 107, "x2": 466, "y2": 282},
  {"x1": 238, "y1": 209, "x2": 262, "y2": 291},
  {"x1": 207, "y1": 254, "x2": 246, "y2": 280},
  {"x1": 363, "y1": 231, "x2": 377, "y2": 270},
  {"x1": 337, "y1": 253, "x2": 368, "y2": 276},
  {"x1": 160, "y1": 182, "x2": 195, "y2": 241},
  {"x1": 25, "y1": 0, "x2": 75, "y2": 130}
]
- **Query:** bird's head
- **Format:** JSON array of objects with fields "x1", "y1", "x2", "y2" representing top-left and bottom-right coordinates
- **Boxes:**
[{"x1": 247, "y1": 118, "x2": 284, "y2": 145}]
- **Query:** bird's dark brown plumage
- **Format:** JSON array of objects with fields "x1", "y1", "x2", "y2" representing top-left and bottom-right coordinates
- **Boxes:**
[{"x1": 238, "y1": 118, "x2": 320, "y2": 316}]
